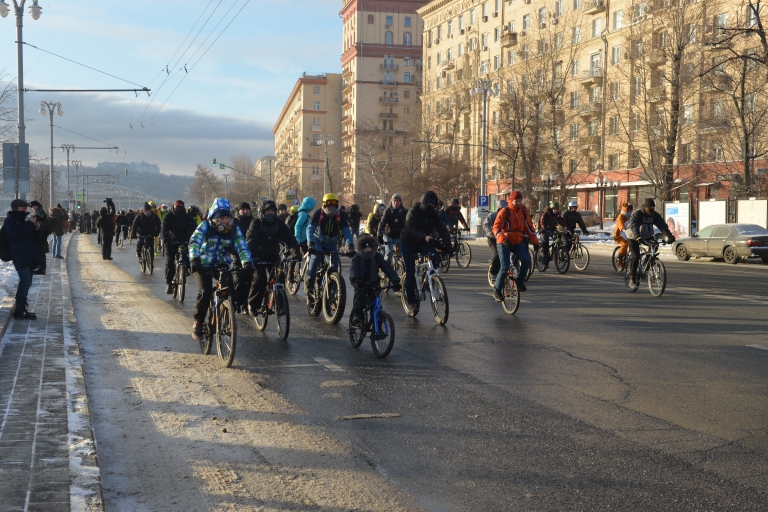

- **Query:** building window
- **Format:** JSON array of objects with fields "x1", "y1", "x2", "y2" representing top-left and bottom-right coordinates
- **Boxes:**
[
  {"x1": 613, "y1": 10, "x2": 623, "y2": 30},
  {"x1": 589, "y1": 119, "x2": 599, "y2": 136},
  {"x1": 386, "y1": 15, "x2": 393, "y2": 26},
  {"x1": 448, "y1": 20, "x2": 453, "y2": 36},
  {"x1": 459, "y1": 43, "x2": 465, "y2": 56},
  {"x1": 507, "y1": 50, "x2": 515, "y2": 65},
  {"x1": 437, "y1": 76, "x2": 442, "y2": 89},
  {"x1": 405, "y1": 16, "x2": 412, "y2": 27},
  {"x1": 570, "y1": 123, "x2": 579, "y2": 141},
  {"x1": 495, "y1": 27, "x2": 501, "y2": 42},
  {"x1": 591, "y1": 18, "x2": 601, "y2": 38},
  {"x1": 555, "y1": 32, "x2": 563, "y2": 49},
  {"x1": 404, "y1": 32, "x2": 412, "y2": 45},
  {"x1": 610, "y1": 81, "x2": 620, "y2": 101},
  {"x1": 573, "y1": 0, "x2": 582, "y2": 10},
  {"x1": 313, "y1": 101, "x2": 321, "y2": 110},
  {"x1": 609, "y1": 116, "x2": 619, "y2": 135},
  {"x1": 714, "y1": 13, "x2": 729, "y2": 36},
  {"x1": 611, "y1": 46, "x2": 622, "y2": 65},
  {"x1": 480, "y1": 60, "x2": 488, "y2": 74},
  {"x1": 572, "y1": 58, "x2": 580, "y2": 76},
  {"x1": 312, "y1": 134, "x2": 321, "y2": 146},
  {"x1": 447, "y1": 48, "x2": 453, "y2": 60},
  {"x1": 482, "y1": 2, "x2": 488, "y2": 16},
  {"x1": 555, "y1": 1, "x2": 563, "y2": 17},
  {"x1": 437, "y1": 52, "x2": 442, "y2": 65},
  {"x1": 570, "y1": 90, "x2": 579, "y2": 108},
  {"x1": 572, "y1": 25, "x2": 581, "y2": 44},
  {"x1": 404, "y1": 89, "x2": 410, "y2": 99},
  {"x1": 482, "y1": 33, "x2": 488, "y2": 47},
  {"x1": 589, "y1": 157, "x2": 598, "y2": 172},
  {"x1": 609, "y1": 154, "x2": 619, "y2": 170},
  {"x1": 539, "y1": 8, "x2": 547, "y2": 26},
  {"x1": 569, "y1": 159, "x2": 578, "y2": 173},
  {"x1": 523, "y1": 14, "x2": 530, "y2": 30},
  {"x1": 313, "y1": 86, "x2": 321, "y2": 94},
  {"x1": 494, "y1": 55, "x2": 501, "y2": 70},
  {"x1": 368, "y1": 14, "x2": 374, "y2": 24},
  {"x1": 403, "y1": 72, "x2": 410, "y2": 82},
  {"x1": 385, "y1": 31, "x2": 393, "y2": 44},
  {"x1": 470, "y1": 8, "x2": 476, "y2": 24}
]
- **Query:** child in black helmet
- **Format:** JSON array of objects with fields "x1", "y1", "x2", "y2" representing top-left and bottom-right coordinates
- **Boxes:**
[{"x1": 349, "y1": 234, "x2": 400, "y2": 327}]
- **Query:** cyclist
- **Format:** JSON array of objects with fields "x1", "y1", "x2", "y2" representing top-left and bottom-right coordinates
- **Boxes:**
[
  {"x1": 436, "y1": 199, "x2": 451, "y2": 231},
  {"x1": 115, "y1": 210, "x2": 129, "y2": 246},
  {"x1": 377, "y1": 193, "x2": 407, "y2": 264},
  {"x1": 484, "y1": 199, "x2": 508, "y2": 280},
  {"x1": 493, "y1": 190, "x2": 538, "y2": 299},
  {"x1": 294, "y1": 196, "x2": 316, "y2": 254},
  {"x1": 286, "y1": 205, "x2": 299, "y2": 230},
  {"x1": 277, "y1": 203, "x2": 290, "y2": 224},
  {"x1": 365, "y1": 203, "x2": 386, "y2": 237},
  {"x1": 234, "y1": 202, "x2": 253, "y2": 232},
  {"x1": 305, "y1": 193, "x2": 355, "y2": 303},
  {"x1": 613, "y1": 203, "x2": 633, "y2": 270},
  {"x1": 538, "y1": 201, "x2": 567, "y2": 270},
  {"x1": 348, "y1": 204, "x2": 363, "y2": 240},
  {"x1": 626, "y1": 198, "x2": 674, "y2": 285},
  {"x1": 349, "y1": 234, "x2": 401, "y2": 327},
  {"x1": 245, "y1": 200, "x2": 299, "y2": 315},
  {"x1": 188, "y1": 205, "x2": 203, "y2": 225},
  {"x1": 131, "y1": 202, "x2": 161, "y2": 262},
  {"x1": 563, "y1": 201, "x2": 590, "y2": 237},
  {"x1": 189, "y1": 198, "x2": 252, "y2": 340},
  {"x1": 400, "y1": 190, "x2": 454, "y2": 315},
  {"x1": 161, "y1": 200, "x2": 197, "y2": 294},
  {"x1": 445, "y1": 198, "x2": 469, "y2": 233}
]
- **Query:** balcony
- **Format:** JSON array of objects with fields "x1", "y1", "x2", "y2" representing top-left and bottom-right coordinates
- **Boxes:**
[
  {"x1": 310, "y1": 125, "x2": 322, "y2": 132},
  {"x1": 380, "y1": 96, "x2": 399, "y2": 103},
  {"x1": 438, "y1": 130, "x2": 454, "y2": 141},
  {"x1": 701, "y1": 74, "x2": 732, "y2": 93},
  {"x1": 342, "y1": 82, "x2": 353, "y2": 93},
  {"x1": 442, "y1": 60, "x2": 455, "y2": 71},
  {"x1": 580, "y1": 68, "x2": 603, "y2": 86},
  {"x1": 380, "y1": 80, "x2": 399, "y2": 86},
  {"x1": 705, "y1": 36, "x2": 733, "y2": 51},
  {"x1": 342, "y1": 68, "x2": 352, "y2": 78},
  {"x1": 585, "y1": 0, "x2": 606, "y2": 15},
  {"x1": 380, "y1": 64, "x2": 400, "y2": 70},
  {"x1": 379, "y1": 112, "x2": 398, "y2": 119},
  {"x1": 578, "y1": 101, "x2": 602, "y2": 118},
  {"x1": 438, "y1": 108, "x2": 453, "y2": 120},
  {"x1": 341, "y1": 145, "x2": 352, "y2": 154},
  {"x1": 650, "y1": 125, "x2": 665, "y2": 138},
  {"x1": 416, "y1": 63, "x2": 423, "y2": 71},
  {"x1": 579, "y1": 135, "x2": 602, "y2": 151},
  {"x1": 554, "y1": 108, "x2": 565, "y2": 124},
  {"x1": 501, "y1": 31, "x2": 519, "y2": 47},
  {"x1": 341, "y1": 99, "x2": 351, "y2": 109},
  {"x1": 648, "y1": 86, "x2": 667, "y2": 103},
  {"x1": 700, "y1": 116, "x2": 726, "y2": 132},
  {"x1": 341, "y1": 115, "x2": 353, "y2": 124}
]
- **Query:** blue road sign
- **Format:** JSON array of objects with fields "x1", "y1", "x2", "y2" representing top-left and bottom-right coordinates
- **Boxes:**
[
  {"x1": 478, "y1": 195, "x2": 489, "y2": 208},
  {"x1": 261, "y1": 196, "x2": 268, "y2": 202},
  {"x1": 293, "y1": 199, "x2": 300, "y2": 206}
]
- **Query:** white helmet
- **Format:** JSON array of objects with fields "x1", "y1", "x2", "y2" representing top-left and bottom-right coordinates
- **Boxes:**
[{"x1": 568, "y1": 201, "x2": 577, "y2": 209}]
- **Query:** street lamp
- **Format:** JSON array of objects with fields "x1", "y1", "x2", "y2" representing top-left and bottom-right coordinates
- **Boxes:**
[
  {"x1": 317, "y1": 134, "x2": 334, "y2": 196},
  {"x1": 595, "y1": 174, "x2": 610, "y2": 229},
  {"x1": 469, "y1": 79, "x2": 500, "y2": 209},
  {"x1": 40, "y1": 101, "x2": 62, "y2": 207},
  {"x1": 222, "y1": 173, "x2": 230, "y2": 199},
  {"x1": 541, "y1": 172, "x2": 557, "y2": 206},
  {"x1": 60, "y1": 144, "x2": 75, "y2": 202}
]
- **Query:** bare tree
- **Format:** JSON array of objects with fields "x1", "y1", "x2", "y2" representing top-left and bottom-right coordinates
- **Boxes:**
[
  {"x1": 0, "y1": 72, "x2": 16, "y2": 145},
  {"x1": 28, "y1": 155, "x2": 51, "y2": 205},
  {"x1": 187, "y1": 164, "x2": 223, "y2": 207}
]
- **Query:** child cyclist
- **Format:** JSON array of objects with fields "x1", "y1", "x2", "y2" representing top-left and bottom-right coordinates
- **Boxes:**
[
  {"x1": 349, "y1": 234, "x2": 401, "y2": 327},
  {"x1": 188, "y1": 198, "x2": 253, "y2": 340}
]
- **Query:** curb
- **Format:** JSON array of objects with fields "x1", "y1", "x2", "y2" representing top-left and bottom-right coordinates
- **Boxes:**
[{"x1": 0, "y1": 288, "x2": 14, "y2": 343}]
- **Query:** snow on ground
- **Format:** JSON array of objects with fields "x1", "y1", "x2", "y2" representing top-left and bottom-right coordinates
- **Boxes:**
[{"x1": 0, "y1": 261, "x2": 18, "y2": 303}]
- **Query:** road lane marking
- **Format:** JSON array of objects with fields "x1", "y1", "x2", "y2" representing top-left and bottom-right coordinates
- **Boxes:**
[
  {"x1": 320, "y1": 380, "x2": 358, "y2": 387},
  {"x1": 336, "y1": 413, "x2": 401, "y2": 421},
  {"x1": 313, "y1": 357, "x2": 344, "y2": 372},
  {"x1": 747, "y1": 345, "x2": 768, "y2": 351}
]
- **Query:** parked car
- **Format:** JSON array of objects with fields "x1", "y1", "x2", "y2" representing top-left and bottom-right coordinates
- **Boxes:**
[
  {"x1": 579, "y1": 210, "x2": 600, "y2": 227},
  {"x1": 672, "y1": 223, "x2": 768, "y2": 264}
]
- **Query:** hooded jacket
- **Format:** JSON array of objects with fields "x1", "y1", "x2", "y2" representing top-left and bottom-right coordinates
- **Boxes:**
[
  {"x1": 628, "y1": 208, "x2": 669, "y2": 241},
  {"x1": 377, "y1": 203, "x2": 407, "y2": 239},
  {"x1": 400, "y1": 191, "x2": 451, "y2": 246},
  {"x1": 365, "y1": 203, "x2": 386, "y2": 235},
  {"x1": 349, "y1": 234, "x2": 399, "y2": 285},
  {"x1": 539, "y1": 209, "x2": 567, "y2": 233},
  {"x1": 494, "y1": 205, "x2": 538, "y2": 246},
  {"x1": 131, "y1": 208, "x2": 161, "y2": 239},
  {"x1": 3, "y1": 210, "x2": 40, "y2": 270},
  {"x1": 347, "y1": 204, "x2": 363, "y2": 228},
  {"x1": 96, "y1": 207, "x2": 116, "y2": 237},
  {"x1": 294, "y1": 197, "x2": 316, "y2": 244},
  {"x1": 246, "y1": 214, "x2": 299, "y2": 263},
  {"x1": 48, "y1": 207, "x2": 66, "y2": 236},
  {"x1": 162, "y1": 209, "x2": 197, "y2": 245},
  {"x1": 188, "y1": 198, "x2": 252, "y2": 267}
]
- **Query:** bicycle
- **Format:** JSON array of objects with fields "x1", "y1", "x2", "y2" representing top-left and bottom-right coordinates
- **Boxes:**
[
  {"x1": 534, "y1": 230, "x2": 570, "y2": 274},
  {"x1": 451, "y1": 228, "x2": 472, "y2": 268},
  {"x1": 348, "y1": 283, "x2": 396, "y2": 358},
  {"x1": 500, "y1": 247, "x2": 523, "y2": 315},
  {"x1": 625, "y1": 238, "x2": 666, "y2": 297},
  {"x1": 378, "y1": 242, "x2": 405, "y2": 292},
  {"x1": 568, "y1": 231, "x2": 590, "y2": 271},
  {"x1": 116, "y1": 225, "x2": 128, "y2": 248},
  {"x1": 139, "y1": 235, "x2": 154, "y2": 275},
  {"x1": 306, "y1": 251, "x2": 350, "y2": 325},
  {"x1": 401, "y1": 251, "x2": 449, "y2": 325},
  {"x1": 198, "y1": 263, "x2": 238, "y2": 367},
  {"x1": 171, "y1": 242, "x2": 189, "y2": 303},
  {"x1": 254, "y1": 259, "x2": 294, "y2": 340},
  {"x1": 287, "y1": 249, "x2": 309, "y2": 296},
  {"x1": 612, "y1": 245, "x2": 630, "y2": 273},
  {"x1": 487, "y1": 242, "x2": 533, "y2": 287}
]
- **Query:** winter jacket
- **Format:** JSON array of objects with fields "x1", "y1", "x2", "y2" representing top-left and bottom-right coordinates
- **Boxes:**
[
  {"x1": 348, "y1": 205, "x2": 363, "y2": 230},
  {"x1": 563, "y1": 210, "x2": 588, "y2": 234},
  {"x1": 400, "y1": 191, "x2": 451, "y2": 247},
  {"x1": 277, "y1": 212, "x2": 290, "y2": 224},
  {"x1": 377, "y1": 204, "x2": 407, "y2": 239},
  {"x1": 614, "y1": 212, "x2": 630, "y2": 243},
  {"x1": 3, "y1": 210, "x2": 40, "y2": 270},
  {"x1": 365, "y1": 203, "x2": 386, "y2": 235},
  {"x1": 445, "y1": 205, "x2": 468, "y2": 229},
  {"x1": 628, "y1": 208, "x2": 669, "y2": 241},
  {"x1": 32, "y1": 208, "x2": 51, "y2": 253},
  {"x1": 115, "y1": 213, "x2": 128, "y2": 228},
  {"x1": 539, "y1": 209, "x2": 567, "y2": 233},
  {"x1": 246, "y1": 216, "x2": 298, "y2": 263},
  {"x1": 131, "y1": 210, "x2": 161, "y2": 239},
  {"x1": 49, "y1": 207, "x2": 66, "y2": 236},
  {"x1": 349, "y1": 235, "x2": 399, "y2": 285},
  {"x1": 188, "y1": 198, "x2": 251, "y2": 267},
  {"x1": 494, "y1": 206, "x2": 538, "y2": 246},
  {"x1": 162, "y1": 210, "x2": 197, "y2": 245},
  {"x1": 294, "y1": 197, "x2": 316, "y2": 244},
  {"x1": 96, "y1": 206, "x2": 116, "y2": 237},
  {"x1": 308, "y1": 207, "x2": 353, "y2": 246}
]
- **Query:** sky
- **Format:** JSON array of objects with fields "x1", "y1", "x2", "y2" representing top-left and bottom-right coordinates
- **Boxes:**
[{"x1": 0, "y1": 0, "x2": 343, "y2": 176}]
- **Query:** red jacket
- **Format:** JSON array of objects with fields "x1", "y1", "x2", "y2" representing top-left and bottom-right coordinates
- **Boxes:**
[{"x1": 493, "y1": 206, "x2": 538, "y2": 246}]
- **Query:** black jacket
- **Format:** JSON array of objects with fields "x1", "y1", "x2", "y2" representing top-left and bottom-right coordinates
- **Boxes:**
[
  {"x1": 445, "y1": 205, "x2": 467, "y2": 229},
  {"x1": 628, "y1": 208, "x2": 670, "y2": 241},
  {"x1": 131, "y1": 211, "x2": 161, "y2": 238},
  {"x1": 348, "y1": 206, "x2": 363, "y2": 228},
  {"x1": 96, "y1": 200, "x2": 116, "y2": 237},
  {"x1": 539, "y1": 209, "x2": 567, "y2": 232},
  {"x1": 377, "y1": 205, "x2": 407, "y2": 239},
  {"x1": 161, "y1": 210, "x2": 197, "y2": 245},
  {"x1": 246, "y1": 216, "x2": 298, "y2": 263},
  {"x1": 562, "y1": 210, "x2": 588, "y2": 234},
  {"x1": 349, "y1": 252, "x2": 399, "y2": 285},
  {"x1": 33, "y1": 208, "x2": 51, "y2": 253},
  {"x1": 400, "y1": 193, "x2": 451, "y2": 247},
  {"x1": 49, "y1": 207, "x2": 66, "y2": 236},
  {"x1": 3, "y1": 210, "x2": 40, "y2": 270}
]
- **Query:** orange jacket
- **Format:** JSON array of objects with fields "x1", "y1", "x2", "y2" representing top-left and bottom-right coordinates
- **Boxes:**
[
  {"x1": 493, "y1": 206, "x2": 538, "y2": 246},
  {"x1": 613, "y1": 212, "x2": 629, "y2": 243}
]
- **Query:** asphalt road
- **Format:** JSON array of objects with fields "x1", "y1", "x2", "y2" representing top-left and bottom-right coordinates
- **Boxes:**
[{"x1": 77, "y1": 236, "x2": 768, "y2": 510}]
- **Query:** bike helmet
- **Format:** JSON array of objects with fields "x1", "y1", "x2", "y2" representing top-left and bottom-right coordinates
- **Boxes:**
[
  {"x1": 322, "y1": 193, "x2": 339, "y2": 205},
  {"x1": 568, "y1": 201, "x2": 577, "y2": 210},
  {"x1": 549, "y1": 201, "x2": 559, "y2": 209},
  {"x1": 261, "y1": 200, "x2": 277, "y2": 215},
  {"x1": 148, "y1": 200, "x2": 156, "y2": 207},
  {"x1": 290, "y1": 205, "x2": 299, "y2": 214},
  {"x1": 451, "y1": 198, "x2": 460, "y2": 206}
]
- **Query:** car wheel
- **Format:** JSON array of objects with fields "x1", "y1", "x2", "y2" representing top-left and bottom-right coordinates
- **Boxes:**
[
  {"x1": 675, "y1": 244, "x2": 690, "y2": 261},
  {"x1": 723, "y1": 246, "x2": 740, "y2": 264},
  {"x1": 762, "y1": 257, "x2": 768, "y2": 265}
]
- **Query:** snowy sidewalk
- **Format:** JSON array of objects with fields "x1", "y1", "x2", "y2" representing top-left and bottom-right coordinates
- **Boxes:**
[{"x1": 0, "y1": 234, "x2": 103, "y2": 511}]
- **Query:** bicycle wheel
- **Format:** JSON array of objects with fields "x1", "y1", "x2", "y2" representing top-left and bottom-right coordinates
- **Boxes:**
[
  {"x1": 178, "y1": 264, "x2": 186, "y2": 303},
  {"x1": 502, "y1": 274, "x2": 520, "y2": 315},
  {"x1": 555, "y1": 246, "x2": 570, "y2": 274},
  {"x1": 275, "y1": 287, "x2": 290, "y2": 340},
  {"x1": 439, "y1": 252, "x2": 450, "y2": 273},
  {"x1": 141, "y1": 249, "x2": 148, "y2": 273},
  {"x1": 487, "y1": 261, "x2": 495, "y2": 288},
  {"x1": 307, "y1": 278, "x2": 322, "y2": 316},
  {"x1": 347, "y1": 315, "x2": 365, "y2": 348},
  {"x1": 371, "y1": 311, "x2": 395, "y2": 358},
  {"x1": 456, "y1": 242, "x2": 471, "y2": 268},
  {"x1": 647, "y1": 259, "x2": 667, "y2": 297},
  {"x1": 572, "y1": 243, "x2": 589, "y2": 271},
  {"x1": 534, "y1": 247, "x2": 547, "y2": 272},
  {"x1": 200, "y1": 309, "x2": 214, "y2": 355},
  {"x1": 400, "y1": 281, "x2": 417, "y2": 316},
  {"x1": 287, "y1": 260, "x2": 302, "y2": 295},
  {"x1": 612, "y1": 246, "x2": 624, "y2": 273},
  {"x1": 255, "y1": 295, "x2": 268, "y2": 331},
  {"x1": 322, "y1": 272, "x2": 346, "y2": 325},
  {"x1": 148, "y1": 250, "x2": 154, "y2": 275},
  {"x1": 429, "y1": 275, "x2": 449, "y2": 325},
  {"x1": 216, "y1": 298, "x2": 237, "y2": 367}
]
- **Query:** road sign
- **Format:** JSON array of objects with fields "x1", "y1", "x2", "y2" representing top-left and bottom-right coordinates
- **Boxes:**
[
  {"x1": 293, "y1": 199, "x2": 299, "y2": 206},
  {"x1": 261, "y1": 196, "x2": 268, "y2": 202},
  {"x1": 2, "y1": 143, "x2": 30, "y2": 180},
  {"x1": 478, "y1": 195, "x2": 489, "y2": 208},
  {"x1": 219, "y1": 164, "x2": 225, "y2": 170},
  {"x1": 3, "y1": 180, "x2": 30, "y2": 194},
  {"x1": 75, "y1": 193, "x2": 82, "y2": 201}
]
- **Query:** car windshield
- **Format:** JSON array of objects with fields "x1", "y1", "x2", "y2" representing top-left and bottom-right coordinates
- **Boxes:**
[{"x1": 732, "y1": 224, "x2": 768, "y2": 235}]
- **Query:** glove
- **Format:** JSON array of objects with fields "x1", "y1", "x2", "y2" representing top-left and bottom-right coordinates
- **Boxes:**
[
  {"x1": 664, "y1": 233, "x2": 676, "y2": 244},
  {"x1": 191, "y1": 258, "x2": 203, "y2": 274},
  {"x1": 391, "y1": 282, "x2": 402, "y2": 292},
  {"x1": 242, "y1": 261, "x2": 254, "y2": 272},
  {"x1": 345, "y1": 243, "x2": 355, "y2": 254}
]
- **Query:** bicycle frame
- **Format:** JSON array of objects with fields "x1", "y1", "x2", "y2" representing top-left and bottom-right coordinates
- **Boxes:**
[{"x1": 415, "y1": 256, "x2": 439, "y2": 302}]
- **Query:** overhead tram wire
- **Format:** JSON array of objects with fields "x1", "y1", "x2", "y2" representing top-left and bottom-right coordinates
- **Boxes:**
[
  {"x1": 180, "y1": 0, "x2": 243, "y2": 68},
  {"x1": 53, "y1": 125, "x2": 120, "y2": 151}
]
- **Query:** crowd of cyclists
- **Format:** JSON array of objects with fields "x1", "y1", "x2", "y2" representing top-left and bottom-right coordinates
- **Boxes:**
[{"x1": 76, "y1": 188, "x2": 676, "y2": 353}]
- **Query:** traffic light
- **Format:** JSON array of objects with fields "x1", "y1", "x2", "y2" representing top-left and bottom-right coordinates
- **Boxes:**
[
  {"x1": 212, "y1": 158, "x2": 217, "y2": 167},
  {"x1": 77, "y1": 201, "x2": 81, "y2": 210}
]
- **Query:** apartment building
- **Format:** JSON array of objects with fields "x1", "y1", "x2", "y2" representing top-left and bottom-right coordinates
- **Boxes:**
[
  {"x1": 340, "y1": 0, "x2": 426, "y2": 203},
  {"x1": 273, "y1": 73, "x2": 343, "y2": 202},
  {"x1": 419, "y1": 0, "x2": 767, "y2": 217}
]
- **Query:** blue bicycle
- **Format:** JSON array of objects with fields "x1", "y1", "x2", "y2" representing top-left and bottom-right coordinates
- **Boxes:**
[{"x1": 347, "y1": 283, "x2": 396, "y2": 358}]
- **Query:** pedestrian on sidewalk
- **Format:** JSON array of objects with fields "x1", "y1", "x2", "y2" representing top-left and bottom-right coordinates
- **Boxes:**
[
  {"x1": 49, "y1": 204, "x2": 66, "y2": 259},
  {"x1": 96, "y1": 198, "x2": 116, "y2": 260},
  {"x1": 29, "y1": 200, "x2": 51, "y2": 275},
  {"x1": 3, "y1": 199, "x2": 39, "y2": 319}
]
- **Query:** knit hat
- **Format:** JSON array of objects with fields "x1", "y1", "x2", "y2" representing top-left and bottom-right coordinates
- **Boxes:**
[
  {"x1": 239, "y1": 202, "x2": 250, "y2": 211},
  {"x1": 391, "y1": 193, "x2": 402, "y2": 203},
  {"x1": 644, "y1": 198, "x2": 656, "y2": 208},
  {"x1": 29, "y1": 200, "x2": 42, "y2": 208},
  {"x1": 510, "y1": 190, "x2": 523, "y2": 201}
]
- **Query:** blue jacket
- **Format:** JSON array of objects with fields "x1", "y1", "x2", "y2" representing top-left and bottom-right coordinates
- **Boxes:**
[
  {"x1": 294, "y1": 197, "x2": 316, "y2": 244},
  {"x1": 3, "y1": 210, "x2": 40, "y2": 270},
  {"x1": 188, "y1": 198, "x2": 251, "y2": 267},
  {"x1": 308, "y1": 208, "x2": 353, "y2": 246}
]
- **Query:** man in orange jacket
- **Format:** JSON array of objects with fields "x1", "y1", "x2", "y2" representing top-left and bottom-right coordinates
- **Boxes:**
[
  {"x1": 613, "y1": 202, "x2": 633, "y2": 270},
  {"x1": 492, "y1": 190, "x2": 539, "y2": 299}
]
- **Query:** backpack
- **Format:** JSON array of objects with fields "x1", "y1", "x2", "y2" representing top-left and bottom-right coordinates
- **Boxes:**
[
  {"x1": 286, "y1": 212, "x2": 299, "y2": 231},
  {"x1": 0, "y1": 226, "x2": 11, "y2": 262}
]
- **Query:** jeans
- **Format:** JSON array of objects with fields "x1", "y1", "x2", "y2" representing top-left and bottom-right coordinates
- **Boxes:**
[
  {"x1": 401, "y1": 241, "x2": 439, "y2": 305},
  {"x1": 15, "y1": 265, "x2": 33, "y2": 309},
  {"x1": 627, "y1": 239, "x2": 641, "y2": 276},
  {"x1": 495, "y1": 242, "x2": 531, "y2": 292},
  {"x1": 306, "y1": 241, "x2": 339, "y2": 292},
  {"x1": 52, "y1": 235, "x2": 63, "y2": 257},
  {"x1": 383, "y1": 235, "x2": 400, "y2": 264}
]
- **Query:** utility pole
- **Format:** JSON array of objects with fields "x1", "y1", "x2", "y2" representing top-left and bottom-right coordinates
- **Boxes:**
[
  {"x1": 317, "y1": 134, "x2": 334, "y2": 195},
  {"x1": 222, "y1": 174, "x2": 230, "y2": 199},
  {"x1": 39, "y1": 101, "x2": 62, "y2": 207},
  {"x1": 60, "y1": 143, "x2": 75, "y2": 207},
  {"x1": 469, "y1": 79, "x2": 499, "y2": 206}
]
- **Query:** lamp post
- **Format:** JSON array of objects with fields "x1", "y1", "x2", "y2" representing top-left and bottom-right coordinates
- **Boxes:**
[
  {"x1": 60, "y1": 144, "x2": 75, "y2": 204},
  {"x1": 317, "y1": 134, "x2": 334, "y2": 196},
  {"x1": 222, "y1": 173, "x2": 230, "y2": 199},
  {"x1": 541, "y1": 172, "x2": 557, "y2": 206},
  {"x1": 594, "y1": 174, "x2": 610, "y2": 229},
  {"x1": 71, "y1": 159, "x2": 81, "y2": 208},
  {"x1": 40, "y1": 101, "x2": 62, "y2": 207},
  {"x1": 0, "y1": 1, "x2": 42, "y2": 176},
  {"x1": 469, "y1": 79, "x2": 499, "y2": 206},
  {"x1": 612, "y1": 179, "x2": 621, "y2": 219}
]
